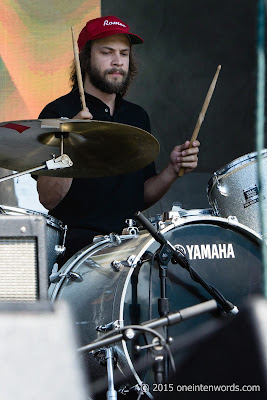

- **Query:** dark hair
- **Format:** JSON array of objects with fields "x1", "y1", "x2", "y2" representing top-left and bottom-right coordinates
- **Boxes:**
[{"x1": 69, "y1": 39, "x2": 138, "y2": 96}]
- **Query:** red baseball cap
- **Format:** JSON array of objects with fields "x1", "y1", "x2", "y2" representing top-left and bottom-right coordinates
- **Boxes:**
[{"x1": 78, "y1": 15, "x2": 143, "y2": 51}]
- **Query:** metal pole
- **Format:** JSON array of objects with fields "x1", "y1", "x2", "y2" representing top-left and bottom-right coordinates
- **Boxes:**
[{"x1": 256, "y1": 0, "x2": 267, "y2": 297}]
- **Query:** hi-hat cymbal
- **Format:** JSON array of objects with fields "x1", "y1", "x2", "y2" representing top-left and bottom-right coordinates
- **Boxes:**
[{"x1": 0, "y1": 119, "x2": 160, "y2": 178}]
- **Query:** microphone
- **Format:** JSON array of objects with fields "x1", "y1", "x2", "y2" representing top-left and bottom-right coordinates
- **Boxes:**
[{"x1": 134, "y1": 211, "x2": 239, "y2": 316}]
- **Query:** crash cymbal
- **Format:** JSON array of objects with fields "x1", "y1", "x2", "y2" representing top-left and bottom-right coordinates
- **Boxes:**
[{"x1": 0, "y1": 119, "x2": 160, "y2": 178}]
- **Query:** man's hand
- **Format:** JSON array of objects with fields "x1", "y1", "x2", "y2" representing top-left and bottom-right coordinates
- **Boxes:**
[
  {"x1": 169, "y1": 140, "x2": 200, "y2": 176},
  {"x1": 72, "y1": 107, "x2": 93, "y2": 120},
  {"x1": 144, "y1": 139, "x2": 200, "y2": 207}
]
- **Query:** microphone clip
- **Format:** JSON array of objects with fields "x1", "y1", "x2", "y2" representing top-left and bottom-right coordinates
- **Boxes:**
[{"x1": 158, "y1": 244, "x2": 173, "y2": 266}]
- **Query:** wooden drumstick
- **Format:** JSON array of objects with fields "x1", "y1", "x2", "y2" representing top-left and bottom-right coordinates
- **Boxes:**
[
  {"x1": 71, "y1": 26, "x2": 87, "y2": 111},
  {"x1": 178, "y1": 65, "x2": 221, "y2": 177}
]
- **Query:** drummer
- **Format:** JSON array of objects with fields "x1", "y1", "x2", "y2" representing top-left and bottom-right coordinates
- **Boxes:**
[{"x1": 36, "y1": 15, "x2": 200, "y2": 267}]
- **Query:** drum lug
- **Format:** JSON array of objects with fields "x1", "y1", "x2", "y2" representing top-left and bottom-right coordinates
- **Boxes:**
[
  {"x1": 54, "y1": 244, "x2": 66, "y2": 256},
  {"x1": 126, "y1": 254, "x2": 137, "y2": 267},
  {"x1": 227, "y1": 215, "x2": 239, "y2": 224},
  {"x1": 55, "y1": 224, "x2": 68, "y2": 256},
  {"x1": 49, "y1": 269, "x2": 82, "y2": 283},
  {"x1": 111, "y1": 260, "x2": 123, "y2": 271},
  {"x1": 96, "y1": 320, "x2": 122, "y2": 332},
  {"x1": 123, "y1": 219, "x2": 139, "y2": 236}
]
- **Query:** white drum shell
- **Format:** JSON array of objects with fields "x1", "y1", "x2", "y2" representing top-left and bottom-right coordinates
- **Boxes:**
[{"x1": 49, "y1": 215, "x2": 263, "y2": 394}]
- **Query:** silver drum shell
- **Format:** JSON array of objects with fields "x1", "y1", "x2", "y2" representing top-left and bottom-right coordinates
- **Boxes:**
[{"x1": 207, "y1": 150, "x2": 267, "y2": 236}]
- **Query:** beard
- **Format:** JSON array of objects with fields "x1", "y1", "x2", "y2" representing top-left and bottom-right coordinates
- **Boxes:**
[{"x1": 87, "y1": 63, "x2": 131, "y2": 95}]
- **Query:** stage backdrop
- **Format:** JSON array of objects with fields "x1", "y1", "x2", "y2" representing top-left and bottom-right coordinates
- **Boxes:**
[
  {"x1": 103, "y1": 0, "x2": 265, "y2": 215},
  {"x1": 0, "y1": 0, "x2": 100, "y2": 206},
  {"x1": 0, "y1": 0, "x2": 100, "y2": 122}
]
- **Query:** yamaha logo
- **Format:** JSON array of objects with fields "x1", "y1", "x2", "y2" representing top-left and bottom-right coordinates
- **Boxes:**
[{"x1": 175, "y1": 243, "x2": 235, "y2": 260}]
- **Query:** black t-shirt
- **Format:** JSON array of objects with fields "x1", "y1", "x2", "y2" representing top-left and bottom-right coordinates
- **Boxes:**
[{"x1": 38, "y1": 89, "x2": 157, "y2": 237}]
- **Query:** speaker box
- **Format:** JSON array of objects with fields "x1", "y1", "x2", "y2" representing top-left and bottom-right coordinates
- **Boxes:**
[
  {"x1": 0, "y1": 301, "x2": 89, "y2": 400},
  {"x1": 163, "y1": 296, "x2": 267, "y2": 399},
  {"x1": 0, "y1": 215, "x2": 48, "y2": 301}
]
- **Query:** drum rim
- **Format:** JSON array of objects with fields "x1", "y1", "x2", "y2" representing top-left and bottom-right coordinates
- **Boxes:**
[
  {"x1": 0, "y1": 204, "x2": 64, "y2": 230},
  {"x1": 164, "y1": 214, "x2": 262, "y2": 242},
  {"x1": 207, "y1": 149, "x2": 267, "y2": 192}
]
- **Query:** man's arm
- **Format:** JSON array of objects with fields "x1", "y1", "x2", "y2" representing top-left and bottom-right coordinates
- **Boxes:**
[
  {"x1": 144, "y1": 140, "x2": 199, "y2": 207},
  {"x1": 37, "y1": 176, "x2": 73, "y2": 210}
]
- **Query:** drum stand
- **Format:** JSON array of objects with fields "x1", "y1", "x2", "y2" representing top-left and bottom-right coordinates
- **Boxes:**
[{"x1": 105, "y1": 347, "x2": 117, "y2": 400}]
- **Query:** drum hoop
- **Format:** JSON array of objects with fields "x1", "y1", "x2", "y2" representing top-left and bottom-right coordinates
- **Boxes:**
[
  {"x1": 207, "y1": 149, "x2": 267, "y2": 193},
  {"x1": 0, "y1": 204, "x2": 64, "y2": 230},
  {"x1": 164, "y1": 215, "x2": 262, "y2": 241}
]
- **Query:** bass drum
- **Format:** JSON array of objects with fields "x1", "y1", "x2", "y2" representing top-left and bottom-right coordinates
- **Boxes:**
[{"x1": 49, "y1": 215, "x2": 263, "y2": 397}]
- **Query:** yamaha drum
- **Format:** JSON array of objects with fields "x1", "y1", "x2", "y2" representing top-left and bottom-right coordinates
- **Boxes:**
[{"x1": 49, "y1": 215, "x2": 263, "y2": 397}]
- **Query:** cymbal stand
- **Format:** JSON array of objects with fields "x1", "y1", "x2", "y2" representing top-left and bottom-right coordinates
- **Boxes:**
[{"x1": 0, "y1": 153, "x2": 73, "y2": 184}]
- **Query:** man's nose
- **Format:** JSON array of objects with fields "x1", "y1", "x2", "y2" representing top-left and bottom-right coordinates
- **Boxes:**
[{"x1": 112, "y1": 53, "x2": 123, "y2": 66}]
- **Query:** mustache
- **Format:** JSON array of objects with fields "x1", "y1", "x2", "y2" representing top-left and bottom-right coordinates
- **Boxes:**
[{"x1": 105, "y1": 68, "x2": 127, "y2": 76}]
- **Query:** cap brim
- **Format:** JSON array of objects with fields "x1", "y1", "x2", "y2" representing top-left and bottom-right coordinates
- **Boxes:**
[
  {"x1": 90, "y1": 30, "x2": 143, "y2": 44},
  {"x1": 128, "y1": 33, "x2": 143, "y2": 44}
]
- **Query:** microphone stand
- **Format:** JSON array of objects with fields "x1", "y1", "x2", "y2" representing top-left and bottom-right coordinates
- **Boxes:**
[
  {"x1": 78, "y1": 301, "x2": 218, "y2": 399},
  {"x1": 134, "y1": 211, "x2": 239, "y2": 316},
  {"x1": 78, "y1": 300, "x2": 218, "y2": 354},
  {"x1": 154, "y1": 241, "x2": 173, "y2": 384}
]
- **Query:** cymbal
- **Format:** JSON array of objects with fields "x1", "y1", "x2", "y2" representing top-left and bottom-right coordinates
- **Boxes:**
[{"x1": 0, "y1": 119, "x2": 160, "y2": 178}]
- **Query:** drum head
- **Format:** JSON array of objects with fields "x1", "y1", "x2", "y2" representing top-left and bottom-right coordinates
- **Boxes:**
[{"x1": 120, "y1": 217, "x2": 263, "y2": 387}]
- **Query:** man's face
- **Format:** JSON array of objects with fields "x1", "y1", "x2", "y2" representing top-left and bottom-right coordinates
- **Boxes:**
[{"x1": 88, "y1": 34, "x2": 131, "y2": 94}]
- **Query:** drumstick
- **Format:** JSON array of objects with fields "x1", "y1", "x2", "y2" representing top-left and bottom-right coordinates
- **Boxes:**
[
  {"x1": 71, "y1": 26, "x2": 87, "y2": 111},
  {"x1": 178, "y1": 65, "x2": 221, "y2": 177}
]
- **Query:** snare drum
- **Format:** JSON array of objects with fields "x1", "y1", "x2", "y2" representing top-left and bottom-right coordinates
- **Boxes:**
[
  {"x1": 49, "y1": 215, "x2": 263, "y2": 397},
  {"x1": 207, "y1": 150, "x2": 267, "y2": 236},
  {"x1": 0, "y1": 205, "x2": 66, "y2": 275}
]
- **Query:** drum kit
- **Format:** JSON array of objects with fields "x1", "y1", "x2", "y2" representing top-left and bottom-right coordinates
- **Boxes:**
[{"x1": 0, "y1": 118, "x2": 265, "y2": 399}]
